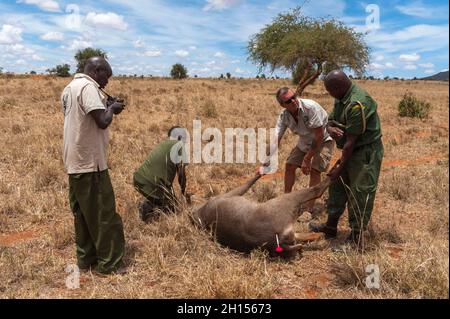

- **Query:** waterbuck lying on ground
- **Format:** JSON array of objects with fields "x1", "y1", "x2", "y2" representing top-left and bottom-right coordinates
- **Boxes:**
[{"x1": 191, "y1": 171, "x2": 331, "y2": 258}]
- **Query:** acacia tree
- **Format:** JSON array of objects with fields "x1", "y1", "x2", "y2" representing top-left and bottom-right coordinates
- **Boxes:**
[
  {"x1": 75, "y1": 48, "x2": 107, "y2": 73},
  {"x1": 248, "y1": 8, "x2": 369, "y2": 95}
]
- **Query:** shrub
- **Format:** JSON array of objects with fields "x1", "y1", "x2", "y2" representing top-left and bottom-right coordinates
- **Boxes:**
[
  {"x1": 201, "y1": 99, "x2": 218, "y2": 118},
  {"x1": 398, "y1": 92, "x2": 431, "y2": 119},
  {"x1": 170, "y1": 63, "x2": 188, "y2": 79}
]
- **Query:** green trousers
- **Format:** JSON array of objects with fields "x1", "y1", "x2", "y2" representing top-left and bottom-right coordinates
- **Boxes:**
[
  {"x1": 327, "y1": 139, "x2": 384, "y2": 232},
  {"x1": 69, "y1": 170, "x2": 125, "y2": 274},
  {"x1": 133, "y1": 173, "x2": 176, "y2": 208}
]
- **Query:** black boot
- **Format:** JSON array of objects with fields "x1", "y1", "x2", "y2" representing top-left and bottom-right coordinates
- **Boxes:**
[
  {"x1": 309, "y1": 214, "x2": 340, "y2": 239},
  {"x1": 139, "y1": 200, "x2": 155, "y2": 222}
]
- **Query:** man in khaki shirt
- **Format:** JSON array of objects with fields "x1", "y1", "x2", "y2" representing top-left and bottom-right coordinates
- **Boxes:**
[{"x1": 62, "y1": 56, "x2": 126, "y2": 274}]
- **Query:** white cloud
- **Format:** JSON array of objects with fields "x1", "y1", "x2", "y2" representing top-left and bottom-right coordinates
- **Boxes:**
[
  {"x1": 374, "y1": 55, "x2": 384, "y2": 62},
  {"x1": 369, "y1": 63, "x2": 385, "y2": 71},
  {"x1": 399, "y1": 53, "x2": 421, "y2": 62},
  {"x1": 175, "y1": 50, "x2": 189, "y2": 57},
  {"x1": 85, "y1": 12, "x2": 128, "y2": 31},
  {"x1": 424, "y1": 69, "x2": 436, "y2": 74},
  {"x1": 192, "y1": 67, "x2": 211, "y2": 73},
  {"x1": 396, "y1": 1, "x2": 449, "y2": 19},
  {"x1": 0, "y1": 25, "x2": 23, "y2": 44},
  {"x1": 40, "y1": 31, "x2": 63, "y2": 41},
  {"x1": 367, "y1": 24, "x2": 449, "y2": 53},
  {"x1": 32, "y1": 54, "x2": 44, "y2": 61},
  {"x1": 17, "y1": 0, "x2": 60, "y2": 13},
  {"x1": 16, "y1": 59, "x2": 26, "y2": 65},
  {"x1": 418, "y1": 62, "x2": 435, "y2": 68},
  {"x1": 404, "y1": 64, "x2": 418, "y2": 70},
  {"x1": 66, "y1": 38, "x2": 92, "y2": 51},
  {"x1": 134, "y1": 39, "x2": 145, "y2": 48},
  {"x1": 203, "y1": 0, "x2": 238, "y2": 11},
  {"x1": 138, "y1": 50, "x2": 162, "y2": 57},
  {"x1": 235, "y1": 67, "x2": 246, "y2": 74},
  {"x1": 230, "y1": 59, "x2": 240, "y2": 64},
  {"x1": 189, "y1": 46, "x2": 197, "y2": 50},
  {"x1": 370, "y1": 61, "x2": 397, "y2": 71},
  {"x1": 214, "y1": 51, "x2": 226, "y2": 58},
  {"x1": 385, "y1": 62, "x2": 396, "y2": 69},
  {"x1": 6, "y1": 44, "x2": 34, "y2": 55}
]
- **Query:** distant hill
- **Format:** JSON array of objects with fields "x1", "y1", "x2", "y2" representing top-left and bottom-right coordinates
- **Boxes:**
[{"x1": 421, "y1": 70, "x2": 449, "y2": 81}]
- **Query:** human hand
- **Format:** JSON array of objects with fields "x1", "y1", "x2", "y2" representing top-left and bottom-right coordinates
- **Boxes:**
[
  {"x1": 327, "y1": 126, "x2": 344, "y2": 140},
  {"x1": 110, "y1": 101, "x2": 125, "y2": 115},
  {"x1": 301, "y1": 157, "x2": 312, "y2": 175},
  {"x1": 327, "y1": 163, "x2": 342, "y2": 181}
]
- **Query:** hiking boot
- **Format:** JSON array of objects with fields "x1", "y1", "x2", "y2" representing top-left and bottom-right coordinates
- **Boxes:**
[
  {"x1": 308, "y1": 214, "x2": 340, "y2": 239},
  {"x1": 139, "y1": 200, "x2": 155, "y2": 221}
]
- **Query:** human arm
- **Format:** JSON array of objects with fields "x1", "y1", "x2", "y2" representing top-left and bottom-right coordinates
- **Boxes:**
[
  {"x1": 301, "y1": 126, "x2": 324, "y2": 175},
  {"x1": 90, "y1": 101, "x2": 124, "y2": 129}
]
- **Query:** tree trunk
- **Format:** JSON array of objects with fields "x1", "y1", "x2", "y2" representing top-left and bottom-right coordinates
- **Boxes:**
[{"x1": 295, "y1": 63, "x2": 322, "y2": 96}]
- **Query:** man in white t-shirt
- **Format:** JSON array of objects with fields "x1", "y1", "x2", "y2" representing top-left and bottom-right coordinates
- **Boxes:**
[
  {"x1": 266, "y1": 87, "x2": 334, "y2": 212},
  {"x1": 61, "y1": 56, "x2": 126, "y2": 275}
]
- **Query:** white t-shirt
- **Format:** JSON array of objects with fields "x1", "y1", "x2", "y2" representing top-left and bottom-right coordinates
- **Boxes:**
[
  {"x1": 275, "y1": 98, "x2": 332, "y2": 152},
  {"x1": 61, "y1": 73, "x2": 109, "y2": 174}
]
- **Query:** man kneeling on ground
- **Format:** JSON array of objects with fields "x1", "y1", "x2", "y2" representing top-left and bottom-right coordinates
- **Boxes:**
[{"x1": 133, "y1": 126, "x2": 189, "y2": 222}]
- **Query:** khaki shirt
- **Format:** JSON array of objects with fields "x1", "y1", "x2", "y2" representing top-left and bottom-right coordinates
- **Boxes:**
[
  {"x1": 61, "y1": 73, "x2": 108, "y2": 174},
  {"x1": 275, "y1": 98, "x2": 332, "y2": 152}
]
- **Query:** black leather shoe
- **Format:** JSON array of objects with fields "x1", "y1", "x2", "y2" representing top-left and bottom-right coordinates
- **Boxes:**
[
  {"x1": 309, "y1": 222, "x2": 337, "y2": 239},
  {"x1": 309, "y1": 214, "x2": 340, "y2": 239}
]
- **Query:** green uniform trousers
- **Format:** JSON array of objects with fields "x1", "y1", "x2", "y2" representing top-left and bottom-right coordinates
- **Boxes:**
[
  {"x1": 69, "y1": 170, "x2": 125, "y2": 274},
  {"x1": 133, "y1": 173, "x2": 176, "y2": 208},
  {"x1": 327, "y1": 139, "x2": 384, "y2": 232}
]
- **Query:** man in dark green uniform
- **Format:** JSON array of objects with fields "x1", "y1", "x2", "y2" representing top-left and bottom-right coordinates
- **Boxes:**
[
  {"x1": 133, "y1": 126, "x2": 189, "y2": 222},
  {"x1": 309, "y1": 70, "x2": 383, "y2": 246}
]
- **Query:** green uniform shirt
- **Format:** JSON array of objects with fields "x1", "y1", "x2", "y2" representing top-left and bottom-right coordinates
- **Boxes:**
[
  {"x1": 134, "y1": 140, "x2": 183, "y2": 197},
  {"x1": 329, "y1": 83, "x2": 382, "y2": 149}
]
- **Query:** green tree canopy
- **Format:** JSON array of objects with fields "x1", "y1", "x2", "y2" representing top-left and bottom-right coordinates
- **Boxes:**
[
  {"x1": 170, "y1": 63, "x2": 188, "y2": 79},
  {"x1": 46, "y1": 64, "x2": 71, "y2": 77},
  {"x1": 248, "y1": 7, "x2": 369, "y2": 95},
  {"x1": 75, "y1": 48, "x2": 107, "y2": 73}
]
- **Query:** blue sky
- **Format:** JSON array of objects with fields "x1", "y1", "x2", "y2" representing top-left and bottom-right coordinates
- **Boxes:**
[{"x1": 0, "y1": 0, "x2": 448, "y2": 78}]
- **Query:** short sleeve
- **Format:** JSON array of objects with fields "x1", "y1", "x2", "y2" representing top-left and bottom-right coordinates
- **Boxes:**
[
  {"x1": 304, "y1": 103, "x2": 327, "y2": 129},
  {"x1": 275, "y1": 111, "x2": 288, "y2": 138},
  {"x1": 79, "y1": 83, "x2": 106, "y2": 114},
  {"x1": 345, "y1": 102, "x2": 366, "y2": 135}
]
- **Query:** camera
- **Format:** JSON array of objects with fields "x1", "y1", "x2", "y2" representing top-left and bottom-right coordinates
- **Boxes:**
[{"x1": 106, "y1": 95, "x2": 125, "y2": 107}]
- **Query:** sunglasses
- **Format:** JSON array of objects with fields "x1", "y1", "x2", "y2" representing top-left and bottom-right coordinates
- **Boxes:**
[{"x1": 281, "y1": 96, "x2": 296, "y2": 105}]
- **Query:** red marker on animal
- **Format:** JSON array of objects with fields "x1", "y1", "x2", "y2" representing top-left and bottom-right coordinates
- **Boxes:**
[{"x1": 275, "y1": 234, "x2": 283, "y2": 253}]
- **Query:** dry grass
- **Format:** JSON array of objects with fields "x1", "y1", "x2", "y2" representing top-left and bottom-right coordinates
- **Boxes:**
[{"x1": 0, "y1": 76, "x2": 448, "y2": 298}]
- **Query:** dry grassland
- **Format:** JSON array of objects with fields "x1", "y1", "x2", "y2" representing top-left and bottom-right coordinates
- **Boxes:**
[{"x1": 0, "y1": 76, "x2": 448, "y2": 298}]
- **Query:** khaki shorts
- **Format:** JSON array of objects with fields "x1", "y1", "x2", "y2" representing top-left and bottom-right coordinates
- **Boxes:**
[{"x1": 286, "y1": 140, "x2": 334, "y2": 172}]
